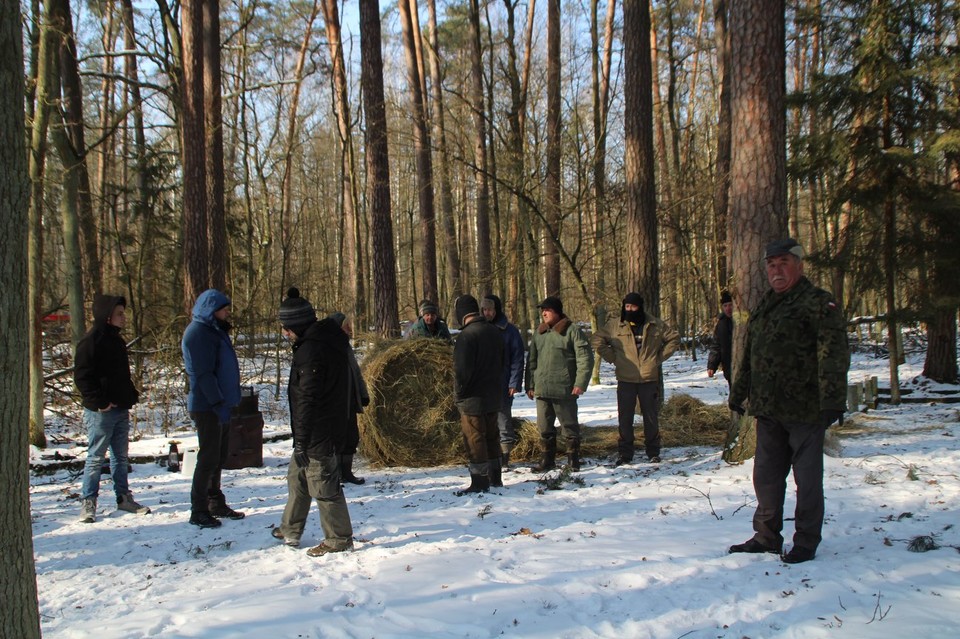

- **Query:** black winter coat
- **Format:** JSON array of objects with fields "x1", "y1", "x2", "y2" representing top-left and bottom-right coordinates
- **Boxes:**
[
  {"x1": 453, "y1": 316, "x2": 504, "y2": 415},
  {"x1": 707, "y1": 312, "x2": 733, "y2": 382},
  {"x1": 74, "y1": 294, "x2": 139, "y2": 410},
  {"x1": 287, "y1": 318, "x2": 351, "y2": 458}
]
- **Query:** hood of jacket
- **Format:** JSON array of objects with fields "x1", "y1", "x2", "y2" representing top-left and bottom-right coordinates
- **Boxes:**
[
  {"x1": 294, "y1": 317, "x2": 350, "y2": 355},
  {"x1": 191, "y1": 289, "x2": 231, "y2": 325},
  {"x1": 85, "y1": 294, "x2": 126, "y2": 339}
]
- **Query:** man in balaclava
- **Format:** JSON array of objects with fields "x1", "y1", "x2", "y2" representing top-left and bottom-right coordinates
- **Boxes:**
[{"x1": 591, "y1": 292, "x2": 680, "y2": 465}]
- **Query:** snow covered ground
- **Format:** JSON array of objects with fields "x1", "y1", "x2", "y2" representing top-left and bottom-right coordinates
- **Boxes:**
[{"x1": 29, "y1": 344, "x2": 960, "y2": 638}]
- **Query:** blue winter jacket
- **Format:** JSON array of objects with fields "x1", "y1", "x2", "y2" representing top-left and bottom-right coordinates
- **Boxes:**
[
  {"x1": 491, "y1": 314, "x2": 525, "y2": 395},
  {"x1": 181, "y1": 289, "x2": 241, "y2": 423}
]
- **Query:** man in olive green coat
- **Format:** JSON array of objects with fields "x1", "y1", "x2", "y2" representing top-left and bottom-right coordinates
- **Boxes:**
[
  {"x1": 525, "y1": 297, "x2": 594, "y2": 471},
  {"x1": 592, "y1": 292, "x2": 680, "y2": 464},
  {"x1": 728, "y1": 238, "x2": 849, "y2": 564}
]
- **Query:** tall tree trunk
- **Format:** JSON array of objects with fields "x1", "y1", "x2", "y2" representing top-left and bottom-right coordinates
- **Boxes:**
[
  {"x1": 360, "y1": 0, "x2": 400, "y2": 338},
  {"x1": 623, "y1": 0, "x2": 659, "y2": 311},
  {"x1": 426, "y1": 0, "x2": 461, "y2": 301},
  {"x1": 543, "y1": 0, "x2": 562, "y2": 297},
  {"x1": 649, "y1": 8, "x2": 675, "y2": 317},
  {"x1": 321, "y1": 0, "x2": 361, "y2": 322},
  {"x1": 49, "y1": 0, "x2": 87, "y2": 345},
  {"x1": 27, "y1": 0, "x2": 58, "y2": 448},
  {"x1": 203, "y1": 0, "x2": 226, "y2": 290},
  {"x1": 724, "y1": 0, "x2": 787, "y2": 462},
  {"x1": 591, "y1": 0, "x2": 615, "y2": 304},
  {"x1": 0, "y1": 3, "x2": 42, "y2": 631},
  {"x1": 399, "y1": 0, "x2": 438, "y2": 303},
  {"x1": 882, "y1": 94, "x2": 901, "y2": 403},
  {"x1": 589, "y1": 0, "x2": 616, "y2": 381},
  {"x1": 713, "y1": 0, "x2": 731, "y2": 291},
  {"x1": 120, "y1": 0, "x2": 151, "y2": 337},
  {"x1": 53, "y1": 0, "x2": 100, "y2": 300},
  {"x1": 278, "y1": 0, "x2": 320, "y2": 303},
  {"x1": 180, "y1": 0, "x2": 208, "y2": 310},
  {"x1": 500, "y1": 0, "x2": 536, "y2": 325},
  {"x1": 469, "y1": 0, "x2": 493, "y2": 294},
  {"x1": 95, "y1": 0, "x2": 117, "y2": 293}
]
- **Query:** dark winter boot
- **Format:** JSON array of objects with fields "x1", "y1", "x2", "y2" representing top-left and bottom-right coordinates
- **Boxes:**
[
  {"x1": 533, "y1": 438, "x2": 557, "y2": 472},
  {"x1": 340, "y1": 454, "x2": 366, "y2": 485},
  {"x1": 566, "y1": 438, "x2": 581, "y2": 472},
  {"x1": 455, "y1": 463, "x2": 491, "y2": 496},
  {"x1": 488, "y1": 457, "x2": 503, "y2": 488},
  {"x1": 208, "y1": 497, "x2": 245, "y2": 520},
  {"x1": 500, "y1": 443, "x2": 511, "y2": 470}
]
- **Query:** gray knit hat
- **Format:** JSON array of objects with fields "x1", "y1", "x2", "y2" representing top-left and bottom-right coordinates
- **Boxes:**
[
  {"x1": 278, "y1": 287, "x2": 316, "y2": 330},
  {"x1": 418, "y1": 300, "x2": 439, "y2": 316}
]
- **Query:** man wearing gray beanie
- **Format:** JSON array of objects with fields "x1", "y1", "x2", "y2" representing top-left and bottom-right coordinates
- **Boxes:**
[{"x1": 403, "y1": 299, "x2": 452, "y2": 341}]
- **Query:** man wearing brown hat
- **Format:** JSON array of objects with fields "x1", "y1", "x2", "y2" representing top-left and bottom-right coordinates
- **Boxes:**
[
  {"x1": 525, "y1": 296, "x2": 594, "y2": 471},
  {"x1": 591, "y1": 292, "x2": 680, "y2": 465},
  {"x1": 404, "y1": 299, "x2": 452, "y2": 341},
  {"x1": 707, "y1": 291, "x2": 734, "y2": 387},
  {"x1": 728, "y1": 238, "x2": 849, "y2": 564},
  {"x1": 272, "y1": 287, "x2": 354, "y2": 556}
]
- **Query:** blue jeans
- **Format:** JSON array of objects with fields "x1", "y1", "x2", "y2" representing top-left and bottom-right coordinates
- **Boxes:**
[{"x1": 80, "y1": 407, "x2": 131, "y2": 501}]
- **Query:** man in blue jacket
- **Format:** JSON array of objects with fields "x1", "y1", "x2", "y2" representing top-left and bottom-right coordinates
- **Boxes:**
[
  {"x1": 480, "y1": 294, "x2": 524, "y2": 468},
  {"x1": 181, "y1": 289, "x2": 245, "y2": 528}
]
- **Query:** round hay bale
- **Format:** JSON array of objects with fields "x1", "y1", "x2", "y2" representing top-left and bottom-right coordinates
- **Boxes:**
[{"x1": 358, "y1": 339, "x2": 462, "y2": 467}]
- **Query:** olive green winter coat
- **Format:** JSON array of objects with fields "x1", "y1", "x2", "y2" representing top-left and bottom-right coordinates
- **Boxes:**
[
  {"x1": 524, "y1": 317, "x2": 594, "y2": 400},
  {"x1": 591, "y1": 314, "x2": 680, "y2": 384},
  {"x1": 730, "y1": 277, "x2": 849, "y2": 423}
]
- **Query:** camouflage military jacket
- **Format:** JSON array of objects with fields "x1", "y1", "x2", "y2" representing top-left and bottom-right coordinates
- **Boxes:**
[{"x1": 730, "y1": 277, "x2": 849, "y2": 423}]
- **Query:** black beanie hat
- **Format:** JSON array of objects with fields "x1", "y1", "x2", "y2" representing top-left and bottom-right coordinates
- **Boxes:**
[
  {"x1": 279, "y1": 287, "x2": 317, "y2": 330},
  {"x1": 454, "y1": 294, "x2": 480, "y2": 327},
  {"x1": 720, "y1": 290, "x2": 732, "y2": 305}
]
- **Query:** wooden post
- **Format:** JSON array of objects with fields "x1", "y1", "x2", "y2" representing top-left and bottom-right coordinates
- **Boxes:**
[
  {"x1": 866, "y1": 376, "x2": 879, "y2": 409},
  {"x1": 847, "y1": 383, "x2": 861, "y2": 413}
]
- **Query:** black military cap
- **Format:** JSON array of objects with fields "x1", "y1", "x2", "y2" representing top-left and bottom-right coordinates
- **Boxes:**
[
  {"x1": 764, "y1": 238, "x2": 804, "y2": 259},
  {"x1": 537, "y1": 296, "x2": 564, "y2": 315}
]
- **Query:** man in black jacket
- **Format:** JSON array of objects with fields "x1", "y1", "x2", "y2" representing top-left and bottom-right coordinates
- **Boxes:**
[
  {"x1": 271, "y1": 288, "x2": 354, "y2": 556},
  {"x1": 453, "y1": 294, "x2": 504, "y2": 493},
  {"x1": 707, "y1": 291, "x2": 734, "y2": 387},
  {"x1": 75, "y1": 294, "x2": 150, "y2": 523}
]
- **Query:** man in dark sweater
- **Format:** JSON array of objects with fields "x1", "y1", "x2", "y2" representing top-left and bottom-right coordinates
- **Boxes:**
[
  {"x1": 707, "y1": 291, "x2": 734, "y2": 388},
  {"x1": 453, "y1": 294, "x2": 504, "y2": 493},
  {"x1": 75, "y1": 294, "x2": 150, "y2": 523}
]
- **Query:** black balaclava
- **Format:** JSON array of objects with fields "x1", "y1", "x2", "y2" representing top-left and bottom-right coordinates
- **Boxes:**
[{"x1": 620, "y1": 292, "x2": 646, "y2": 326}]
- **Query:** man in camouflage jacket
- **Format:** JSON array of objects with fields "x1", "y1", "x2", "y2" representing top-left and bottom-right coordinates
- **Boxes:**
[{"x1": 728, "y1": 238, "x2": 849, "y2": 564}]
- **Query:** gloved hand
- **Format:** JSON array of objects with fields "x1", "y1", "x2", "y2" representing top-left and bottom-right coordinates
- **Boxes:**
[
  {"x1": 728, "y1": 401, "x2": 745, "y2": 416},
  {"x1": 293, "y1": 442, "x2": 311, "y2": 469},
  {"x1": 820, "y1": 409, "x2": 844, "y2": 427}
]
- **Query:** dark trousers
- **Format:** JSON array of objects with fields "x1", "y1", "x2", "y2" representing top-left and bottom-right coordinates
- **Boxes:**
[
  {"x1": 616, "y1": 381, "x2": 661, "y2": 460},
  {"x1": 535, "y1": 397, "x2": 580, "y2": 445},
  {"x1": 460, "y1": 412, "x2": 500, "y2": 473},
  {"x1": 190, "y1": 410, "x2": 229, "y2": 514},
  {"x1": 341, "y1": 414, "x2": 361, "y2": 455},
  {"x1": 752, "y1": 415, "x2": 827, "y2": 551}
]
